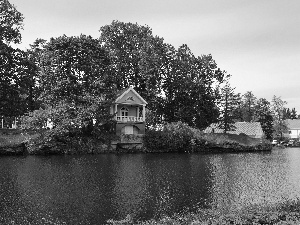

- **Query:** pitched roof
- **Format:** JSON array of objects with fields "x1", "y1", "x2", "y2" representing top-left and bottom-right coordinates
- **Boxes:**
[
  {"x1": 204, "y1": 122, "x2": 263, "y2": 136},
  {"x1": 115, "y1": 88, "x2": 128, "y2": 99},
  {"x1": 286, "y1": 119, "x2": 300, "y2": 129},
  {"x1": 114, "y1": 86, "x2": 148, "y2": 105}
]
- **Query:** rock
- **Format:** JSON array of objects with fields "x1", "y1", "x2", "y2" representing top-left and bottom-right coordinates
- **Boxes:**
[{"x1": 0, "y1": 143, "x2": 26, "y2": 155}]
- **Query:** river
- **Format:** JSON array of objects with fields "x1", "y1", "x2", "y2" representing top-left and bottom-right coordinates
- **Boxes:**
[{"x1": 1, "y1": 148, "x2": 300, "y2": 224}]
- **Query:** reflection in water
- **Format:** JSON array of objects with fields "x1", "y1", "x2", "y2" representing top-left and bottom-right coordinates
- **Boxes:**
[{"x1": 0, "y1": 149, "x2": 300, "y2": 224}]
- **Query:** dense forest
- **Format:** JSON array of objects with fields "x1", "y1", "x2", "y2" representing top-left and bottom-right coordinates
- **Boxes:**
[{"x1": 1, "y1": 0, "x2": 298, "y2": 140}]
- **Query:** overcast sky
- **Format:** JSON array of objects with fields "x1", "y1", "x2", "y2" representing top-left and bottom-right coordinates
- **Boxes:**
[{"x1": 9, "y1": 0, "x2": 300, "y2": 111}]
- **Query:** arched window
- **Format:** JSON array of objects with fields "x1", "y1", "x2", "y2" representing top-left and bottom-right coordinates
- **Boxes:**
[{"x1": 120, "y1": 107, "x2": 129, "y2": 118}]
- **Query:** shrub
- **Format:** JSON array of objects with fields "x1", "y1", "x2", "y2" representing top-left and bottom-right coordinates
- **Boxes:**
[{"x1": 144, "y1": 121, "x2": 194, "y2": 152}]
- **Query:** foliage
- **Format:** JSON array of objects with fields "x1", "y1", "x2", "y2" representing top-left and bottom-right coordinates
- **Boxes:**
[
  {"x1": 162, "y1": 46, "x2": 227, "y2": 129},
  {"x1": 144, "y1": 121, "x2": 269, "y2": 152},
  {"x1": 21, "y1": 35, "x2": 116, "y2": 136},
  {"x1": 100, "y1": 21, "x2": 227, "y2": 129},
  {"x1": 231, "y1": 91, "x2": 257, "y2": 122},
  {"x1": 255, "y1": 98, "x2": 274, "y2": 140},
  {"x1": 271, "y1": 95, "x2": 288, "y2": 139},
  {"x1": 99, "y1": 20, "x2": 167, "y2": 111},
  {"x1": 0, "y1": 0, "x2": 37, "y2": 117},
  {"x1": 217, "y1": 83, "x2": 240, "y2": 133},
  {"x1": 0, "y1": 0, "x2": 24, "y2": 44},
  {"x1": 144, "y1": 121, "x2": 194, "y2": 152},
  {"x1": 1, "y1": 9, "x2": 294, "y2": 139},
  {"x1": 242, "y1": 91, "x2": 257, "y2": 122},
  {"x1": 283, "y1": 107, "x2": 298, "y2": 120}
]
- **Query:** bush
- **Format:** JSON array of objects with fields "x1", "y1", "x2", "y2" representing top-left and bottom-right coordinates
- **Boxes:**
[
  {"x1": 144, "y1": 121, "x2": 272, "y2": 153},
  {"x1": 144, "y1": 121, "x2": 194, "y2": 152}
]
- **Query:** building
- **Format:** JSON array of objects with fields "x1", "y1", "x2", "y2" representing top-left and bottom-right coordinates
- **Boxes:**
[
  {"x1": 110, "y1": 86, "x2": 147, "y2": 136},
  {"x1": 286, "y1": 119, "x2": 300, "y2": 139},
  {"x1": 204, "y1": 122, "x2": 264, "y2": 139}
]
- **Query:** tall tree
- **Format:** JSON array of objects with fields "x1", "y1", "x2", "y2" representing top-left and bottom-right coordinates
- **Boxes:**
[
  {"x1": 217, "y1": 83, "x2": 240, "y2": 133},
  {"x1": 254, "y1": 98, "x2": 274, "y2": 140},
  {"x1": 231, "y1": 94, "x2": 243, "y2": 121},
  {"x1": 0, "y1": 0, "x2": 32, "y2": 118},
  {"x1": 271, "y1": 95, "x2": 288, "y2": 139},
  {"x1": 23, "y1": 35, "x2": 114, "y2": 135},
  {"x1": 242, "y1": 91, "x2": 257, "y2": 122},
  {"x1": 282, "y1": 108, "x2": 291, "y2": 120},
  {"x1": 99, "y1": 21, "x2": 168, "y2": 111},
  {"x1": 99, "y1": 21, "x2": 228, "y2": 129},
  {"x1": 283, "y1": 107, "x2": 298, "y2": 120},
  {"x1": 290, "y1": 108, "x2": 298, "y2": 119},
  {"x1": 0, "y1": 0, "x2": 24, "y2": 44},
  {"x1": 162, "y1": 45, "x2": 227, "y2": 129}
]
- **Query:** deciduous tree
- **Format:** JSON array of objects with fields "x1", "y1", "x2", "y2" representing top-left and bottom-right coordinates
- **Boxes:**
[
  {"x1": 23, "y1": 35, "x2": 114, "y2": 135},
  {"x1": 99, "y1": 21, "x2": 168, "y2": 111}
]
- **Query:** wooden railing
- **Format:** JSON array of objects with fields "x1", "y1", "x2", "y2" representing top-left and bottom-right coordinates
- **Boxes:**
[{"x1": 116, "y1": 116, "x2": 144, "y2": 122}]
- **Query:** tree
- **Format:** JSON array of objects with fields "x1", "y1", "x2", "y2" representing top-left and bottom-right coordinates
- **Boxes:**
[
  {"x1": 0, "y1": 0, "x2": 32, "y2": 118},
  {"x1": 271, "y1": 96, "x2": 288, "y2": 139},
  {"x1": 23, "y1": 35, "x2": 114, "y2": 136},
  {"x1": 283, "y1": 107, "x2": 298, "y2": 120},
  {"x1": 290, "y1": 108, "x2": 298, "y2": 119},
  {"x1": 242, "y1": 91, "x2": 257, "y2": 122},
  {"x1": 217, "y1": 83, "x2": 240, "y2": 133},
  {"x1": 254, "y1": 98, "x2": 273, "y2": 140},
  {"x1": 162, "y1": 45, "x2": 227, "y2": 129},
  {"x1": 231, "y1": 94, "x2": 243, "y2": 121},
  {"x1": 99, "y1": 21, "x2": 168, "y2": 111},
  {"x1": 0, "y1": 0, "x2": 24, "y2": 44},
  {"x1": 99, "y1": 21, "x2": 228, "y2": 129}
]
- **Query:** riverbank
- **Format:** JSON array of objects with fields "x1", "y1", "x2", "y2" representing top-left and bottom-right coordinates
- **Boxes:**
[
  {"x1": 107, "y1": 205, "x2": 300, "y2": 224},
  {"x1": 0, "y1": 124, "x2": 272, "y2": 155},
  {"x1": 143, "y1": 122, "x2": 272, "y2": 153},
  {"x1": 107, "y1": 199, "x2": 300, "y2": 224},
  {"x1": 0, "y1": 133, "x2": 272, "y2": 155}
]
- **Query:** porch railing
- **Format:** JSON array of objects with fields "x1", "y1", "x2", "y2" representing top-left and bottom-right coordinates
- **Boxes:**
[{"x1": 116, "y1": 116, "x2": 144, "y2": 122}]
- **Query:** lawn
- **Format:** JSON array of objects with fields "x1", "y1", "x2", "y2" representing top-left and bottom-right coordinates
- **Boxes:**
[{"x1": 0, "y1": 129, "x2": 40, "y2": 147}]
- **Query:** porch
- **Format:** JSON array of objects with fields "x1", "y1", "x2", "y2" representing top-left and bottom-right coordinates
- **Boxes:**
[{"x1": 116, "y1": 116, "x2": 144, "y2": 123}]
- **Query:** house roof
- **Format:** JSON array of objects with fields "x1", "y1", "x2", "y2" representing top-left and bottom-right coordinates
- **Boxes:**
[
  {"x1": 115, "y1": 86, "x2": 148, "y2": 105},
  {"x1": 204, "y1": 122, "x2": 263, "y2": 136},
  {"x1": 286, "y1": 119, "x2": 300, "y2": 129}
]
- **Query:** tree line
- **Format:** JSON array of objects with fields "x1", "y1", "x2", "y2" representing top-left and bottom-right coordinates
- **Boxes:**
[{"x1": 1, "y1": 0, "x2": 298, "y2": 140}]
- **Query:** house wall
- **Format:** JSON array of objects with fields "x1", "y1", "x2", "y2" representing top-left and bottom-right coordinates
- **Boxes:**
[
  {"x1": 117, "y1": 105, "x2": 138, "y2": 117},
  {"x1": 110, "y1": 105, "x2": 142, "y2": 118},
  {"x1": 290, "y1": 129, "x2": 300, "y2": 139},
  {"x1": 117, "y1": 90, "x2": 144, "y2": 105},
  {"x1": 116, "y1": 123, "x2": 145, "y2": 135}
]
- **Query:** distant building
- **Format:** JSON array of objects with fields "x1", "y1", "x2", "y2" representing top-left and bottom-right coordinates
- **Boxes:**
[
  {"x1": 285, "y1": 119, "x2": 300, "y2": 139},
  {"x1": 204, "y1": 122, "x2": 264, "y2": 139}
]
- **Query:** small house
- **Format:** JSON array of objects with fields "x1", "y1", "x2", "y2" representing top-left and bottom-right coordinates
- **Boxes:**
[
  {"x1": 110, "y1": 86, "x2": 147, "y2": 136},
  {"x1": 286, "y1": 119, "x2": 300, "y2": 139},
  {"x1": 204, "y1": 122, "x2": 264, "y2": 139}
]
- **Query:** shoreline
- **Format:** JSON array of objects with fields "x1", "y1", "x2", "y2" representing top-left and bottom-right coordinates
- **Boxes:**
[
  {"x1": 0, "y1": 126, "x2": 273, "y2": 155},
  {"x1": 0, "y1": 134, "x2": 272, "y2": 156}
]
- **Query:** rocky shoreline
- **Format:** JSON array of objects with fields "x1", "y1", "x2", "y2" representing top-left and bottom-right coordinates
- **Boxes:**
[
  {"x1": 0, "y1": 135, "x2": 272, "y2": 155},
  {"x1": 0, "y1": 143, "x2": 26, "y2": 155}
]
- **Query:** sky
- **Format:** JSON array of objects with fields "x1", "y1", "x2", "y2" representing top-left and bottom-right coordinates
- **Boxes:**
[{"x1": 9, "y1": 0, "x2": 300, "y2": 111}]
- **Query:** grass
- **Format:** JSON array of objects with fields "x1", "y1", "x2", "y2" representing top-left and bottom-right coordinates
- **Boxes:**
[
  {"x1": 107, "y1": 201, "x2": 300, "y2": 224},
  {"x1": 0, "y1": 129, "x2": 40, "y2": 147}
]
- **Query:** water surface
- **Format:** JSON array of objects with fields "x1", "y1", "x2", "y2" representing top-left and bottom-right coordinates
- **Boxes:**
[{"x1": 1, "y1": 148, "x2": 300, "y2": 224}]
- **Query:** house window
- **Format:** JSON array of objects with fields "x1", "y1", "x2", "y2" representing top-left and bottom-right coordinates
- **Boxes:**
[{"x1": 120, "y1": 107, "x2": 129, "y2": 117}]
